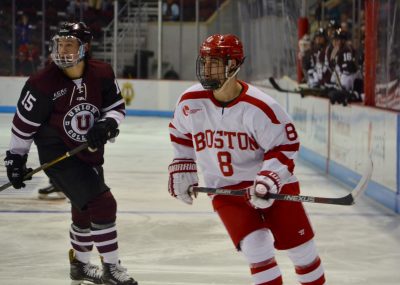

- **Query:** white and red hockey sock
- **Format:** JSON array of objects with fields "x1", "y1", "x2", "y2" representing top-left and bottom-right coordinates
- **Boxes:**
[
  {"x1": 287, "y1": 239, "x2": 326, "y2": 285},
  {"x1": 241, "y1": 229, "x2": 283, "y2": 285},
  {"x1": 250, "y1": 258, "x2": 283, "y2": 285}
]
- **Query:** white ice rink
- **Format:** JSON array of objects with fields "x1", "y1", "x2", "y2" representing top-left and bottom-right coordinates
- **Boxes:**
[{"x1": 0, "y1": 113, "x2": 399, "y2": 285}]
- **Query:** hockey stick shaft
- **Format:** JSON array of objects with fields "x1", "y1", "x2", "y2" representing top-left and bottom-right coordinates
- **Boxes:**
[
  {"x1": 269, "y1": 77, "x2": 326, "y2": 97},
  {"x1": 192, "y1": 157, "x2": 373, "y2": 206},
  {"x1": 0, "y1": 129, "x2": 120, "y2": 192},
  {"x1": 268, "y1": 77, "x2": 300, "y2": 94},
  {"x1": 191, "y1": 187, "x2": 354, "y2": 205},
  {"x1": 0, "y1": 143, "x2": 89, "y2": 192}
]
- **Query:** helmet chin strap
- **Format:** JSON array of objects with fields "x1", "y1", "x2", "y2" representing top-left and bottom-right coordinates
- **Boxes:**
[{"x1": 215, "y1": 66, "x2": 241, "y2": 94}]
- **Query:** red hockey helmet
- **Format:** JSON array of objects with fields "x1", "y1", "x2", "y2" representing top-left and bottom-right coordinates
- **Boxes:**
[
  {"x1": 196, "y1": 34, "x2": 245, "y2": 90},
  {"x1": 199, "y1": 34, "x2": 244, "y2": 63}
]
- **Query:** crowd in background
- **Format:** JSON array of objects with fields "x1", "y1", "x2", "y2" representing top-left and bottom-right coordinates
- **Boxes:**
[
  {"x1": 298, "y1": 0, "x2": 364, "y2": 100},
  {"x1": 0, "y1": 0, "x2": 222, "y2": 77},
  {"x1": 0, "y1": 0, "x2": 115, "y2": 76}
]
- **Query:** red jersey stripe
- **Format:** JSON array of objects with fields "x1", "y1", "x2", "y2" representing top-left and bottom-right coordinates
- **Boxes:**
[
  {"x1": 263, "y1": 151, "x2": 295, "y2": 174},
  {"x1": 272, "y1": 142, "x2": 300, "y2": 152},
  {"x1": 241, "y1": 96, "x2": 280, "y2": 124},
  {"x1": 170, "y1": 134, "x2": 194, "y2": 148}
]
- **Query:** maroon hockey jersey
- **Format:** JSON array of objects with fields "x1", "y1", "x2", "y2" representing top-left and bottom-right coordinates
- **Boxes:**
[{"x1": 10, "y1": 59, "x2": 125, "y2": 165}]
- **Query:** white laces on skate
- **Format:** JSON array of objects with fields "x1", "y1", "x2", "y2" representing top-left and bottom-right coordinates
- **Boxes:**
[
  {"x1": 83, "y1": 263, "x2": 102, "y2": 279},
  {"x1": 109, "y1": 263, "x2": 131, "y2": 282}
]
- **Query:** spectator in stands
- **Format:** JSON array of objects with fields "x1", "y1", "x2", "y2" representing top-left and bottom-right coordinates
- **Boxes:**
[
  {"x1": 67, "y1": 0, "x2": 88, "y2": 19},
  {"x1": 163, "y1": 67, "x2": 180, "y2": 79},
  {"x1": 16, "y1": 44, "x2": 35, "y2": 76},
  {"x1": 322, "y1": 20, "x2": 340, "y2": 86},
  {"x1": 311, "y1": 28, "x2": 328, "y2": 88},
  {"x1": 16, "y1": 14, "x2": 32, "y2": 49},
  {"x1": 340, "y1": 12, "x2": 352, "y2": 34},
  {"x1": 298, "y1": 34, "x2": 314, "y2": 85},
  {"x1": 326, "y1": 19, "x2": 340, "y2": 40},
  {"x1": 301, "y1": 28, "x2": 328, "y2": 89},
  {"x1": 163, "y1": 0, "x2": 180, "y2": 21},
  {"x1": 356, "y1": 24, "x2": 365, "y2": 78},
  {"x1": 88, "y1": 0, "x2": 102, "y2": 11}
]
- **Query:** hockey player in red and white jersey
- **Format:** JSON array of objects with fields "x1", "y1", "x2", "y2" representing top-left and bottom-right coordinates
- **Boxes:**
[{"x1": 168, "y1": 34, "x2": 326, "y2": 285}]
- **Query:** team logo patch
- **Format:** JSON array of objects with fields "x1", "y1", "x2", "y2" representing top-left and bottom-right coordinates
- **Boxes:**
[
  {"x1": 53, "y1": 88, "x2": 68, "y2": 101},
  {"x1": 182, "y1": 105, "x2": 202, "y2": 116},
  {"x1": 63, "y1": 103, "x2": 100, "y2": 142}
]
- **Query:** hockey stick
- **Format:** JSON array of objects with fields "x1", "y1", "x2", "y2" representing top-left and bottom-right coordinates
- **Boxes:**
[
  {"x1": 0, "y1": 129, "x2": 120, "y2": 192},
  {"x1": 191, "y1": 157, "x2": 373, "y2": 206},
  {"x1": 269, "y1": 77, "x2": 300, "y2": 94},
  {"x1": 0, "y1": 143, "x2": 88, "y2": 192},
  {"x1": 268, "y1": 77, "x2": 327, "y2": 98}
]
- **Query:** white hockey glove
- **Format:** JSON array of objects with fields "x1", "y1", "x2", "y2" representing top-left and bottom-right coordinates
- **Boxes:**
[
  {"x1": 168, "y1": 159, "x2": 199, "y2": 205},
  {"x1": 248, "y1": 172, "x2": 281, "y2": 209}
]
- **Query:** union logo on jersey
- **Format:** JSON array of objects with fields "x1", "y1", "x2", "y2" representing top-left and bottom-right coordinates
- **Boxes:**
[
  {"x1": 63, "y1": 103, "x2": 100, "y2": 142},
  {"x1": 182, "y1": 105, "x2": 202, "y2": 116}
]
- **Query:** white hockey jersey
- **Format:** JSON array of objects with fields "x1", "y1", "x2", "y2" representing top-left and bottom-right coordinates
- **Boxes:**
[{"x1": 169, "y1": 81, "x2": 299, "y2": 189}]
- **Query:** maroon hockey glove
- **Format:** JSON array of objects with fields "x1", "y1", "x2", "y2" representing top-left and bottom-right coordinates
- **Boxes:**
[
  {"x1": 4, "y1": 151, "x2": 33, "y2": 189},
  {"x1": 86, "y1": 118, "x2": 118, "y2": 149}
]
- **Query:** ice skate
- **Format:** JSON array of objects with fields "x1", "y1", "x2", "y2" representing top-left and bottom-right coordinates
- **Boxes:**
[
  {"x1": 69, "y1": 249, "x2": 103, "y2": 284},
  {"x1": 102, "y1": 261, "x2": 138, "y2": 285},
  {"x1": 38, "y1": 184, "x2": 66, "y2": 200}
]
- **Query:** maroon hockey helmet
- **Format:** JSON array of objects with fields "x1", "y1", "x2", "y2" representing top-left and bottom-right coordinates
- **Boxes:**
[
  {"x1": 196, "y1": 34, "x2": 245, "y2": 90},
  {"x1": 57, "y1": 22, "x2": 93, "y2": 44},
  {"x1": 327, "y1": 19, "x2": 340, "y2": 30},
  {"x1": 332, "y1": 28, "x2": 348, "y2": 41},
  {"x1": 313, "y1": 28, "x2": 327, "y2": 40},
  {"x1": 50, "y1": 22, "x2": 93, "y2": 69}
]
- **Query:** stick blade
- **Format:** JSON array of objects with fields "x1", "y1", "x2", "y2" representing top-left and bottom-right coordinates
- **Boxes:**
[
  {"x1": 350, "y1": 156, "x2": 374, "y2": 201},
  {"x1": 268, "y1": 77, "x2": 283, "y2": 91}
]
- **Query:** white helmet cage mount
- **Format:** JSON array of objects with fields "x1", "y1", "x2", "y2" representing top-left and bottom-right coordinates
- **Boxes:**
[
  {"x1": 50, "y1": 22, "x2": 92, "y2": 69},
  {"x1": 50, "y1": 35, "x2": 86, "y2": 69},
  {"x1": 196, "y1": 56, "x2": 241, "y2": 90}
]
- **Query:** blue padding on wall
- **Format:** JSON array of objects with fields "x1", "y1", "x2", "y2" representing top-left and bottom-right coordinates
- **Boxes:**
[
  {"x1": 299, "y1": 147, "x2": 327, "y2": 172},
  {"x1": 300, "y1": 146, "x2": 398, "y2": 213},
  {"x1": 328, "y1": 157, "x2": 397, "y2": 212},
  {"x1": 0, "y1": 106, "x2": 16, "y2": 113},
  {"x1": 125, "y1": 109, "x2": 173, "y2": 117},
  {"x1": 0, "y1": 107, "x2": 174, "y2": 118},
  {"x1": 365, "y1": 180, "x2": 397, "y2": 212},
  {"x1": 397, "y1": 114, "x2": 400, "y2": 213}
]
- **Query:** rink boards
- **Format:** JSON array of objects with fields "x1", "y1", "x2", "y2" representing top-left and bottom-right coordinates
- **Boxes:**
[{"x1": 0, "y1": 76, "x2": 398, "y2": 213}]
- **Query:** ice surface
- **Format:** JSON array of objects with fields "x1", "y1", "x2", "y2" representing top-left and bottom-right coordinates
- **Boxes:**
[{"x1": 0, "y1": 114, "x2": 399, "y2": 285}]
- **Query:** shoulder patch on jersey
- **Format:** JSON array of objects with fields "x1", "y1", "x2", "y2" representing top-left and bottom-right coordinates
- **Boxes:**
[
  {"x1": 53, "y1": 88, "x2": 68, "y2": 100},
  {"x1": 182, "y1": 105, "x2": 202, "y2": 116},
  {"x1": 63, "y1": 103, "x2": 100, "y2": 142}
]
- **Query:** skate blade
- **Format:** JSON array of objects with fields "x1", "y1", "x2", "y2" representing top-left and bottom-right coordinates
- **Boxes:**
[
  {"x1": 38, "y1": 193, "x2": 67, "y2": 200},
  {"x1": 71, "y1": 280, "x2": 104, "y2": 285}
]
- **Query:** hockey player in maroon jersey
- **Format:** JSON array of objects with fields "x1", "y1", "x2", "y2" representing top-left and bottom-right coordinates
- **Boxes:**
[
  {"x1": 168, "y1": 34, "x2": 326, "y2": 285},
  {"x1": 310, "y1": 28, "x2": 328, "y2": 88},
  {"x1": 322, "y1": 20, "x2": 341, "y2": 86},
  {"x1": 3, "y1": 22, "x2": 137, "y2": 285},
  {"x1": 325, "y1": 28, "x2": 363, "y2": 105}
]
